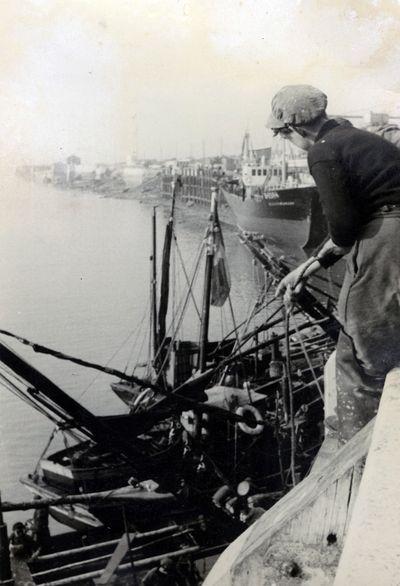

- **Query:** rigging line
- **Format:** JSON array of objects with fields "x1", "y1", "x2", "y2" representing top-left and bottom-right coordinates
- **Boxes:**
[
  {"x1": 232, "y1": 435, "x2": 262, "y2": 474},
  {"x1": 152, "y1": 234, "x2": 205, "y2": 362},
  {"x1": 34, "y1": 427, "x2": 58, "y2": 475},
  {"x1": 153, "y1": 242, "x2": 206, "y2": 380},
  {"x1": 0, "y1": 330, "x2": 161, "y2": 392},
  {"x1": 148, "y1": 261, "x2": 154, "y2": 374},
  {"x1": 212, "y1": 294, "x2": 285, "y2": 355},
  {"x1": 284, "y1": 310, "x2": 297, "y2": 488},
  {"x1": 291, "y1": 313, "x2": 324, "y2": 401},
  {"x1": 0, "y1": 370, "x2": 67, "y2": 430},
  {"x1": 231, "y1": 303, "x2": 286, "y2": 354},
  {"x1": 173, "y1": 230, "x2": 202, "y2": 319},
  {"x1": 210, "y1": 316, "x2": 331, "y2": 379},
  {"x1": 217, "y1": 291, "x2": 273, "y2": 342},
  {"x1": 305, "y1": 282, "x2": 338, "y2": 303},
  {"x1": 126, "y1": 296, "x2": 151, "y2": 374},
  {"x1": 0, "y1": 358, "x2": 78, "y2": 428},
  {"x1": 77, "y1": 324, "x2": 145, "y2": 401},
  {"x1": 226, "y1": 293, "x2": 248, "y2": 380},
  {"x1": 220, "y1": 306, "x2": 224, "y2": 341}
]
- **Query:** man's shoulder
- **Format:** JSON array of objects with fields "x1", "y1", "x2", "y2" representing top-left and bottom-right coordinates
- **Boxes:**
[
  {"x1": 308, "y1": 126, "x2": 371, "y2": 167},
  {"x1": 307, "y1": 134, "x2": 339, "y2": 167}
]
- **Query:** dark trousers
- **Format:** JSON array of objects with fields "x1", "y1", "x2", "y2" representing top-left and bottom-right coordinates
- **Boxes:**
[{"x1": 336, "y1": 214, "x2": 400, "y2": 442}]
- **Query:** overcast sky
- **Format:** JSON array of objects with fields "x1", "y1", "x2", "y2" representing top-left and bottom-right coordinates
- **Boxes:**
[{"x1": 1, "y1": 0, "x2": 400, "y2": 166}]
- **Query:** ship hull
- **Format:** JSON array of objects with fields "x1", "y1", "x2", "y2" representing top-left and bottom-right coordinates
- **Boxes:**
[{"x1": 222, "y1": 186, "x2": 326, "y2": 256}]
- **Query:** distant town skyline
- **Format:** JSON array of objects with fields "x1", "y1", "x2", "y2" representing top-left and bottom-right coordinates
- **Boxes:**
[{"x1": 1, "y1": 0, "x2": 400, "y2": 168}]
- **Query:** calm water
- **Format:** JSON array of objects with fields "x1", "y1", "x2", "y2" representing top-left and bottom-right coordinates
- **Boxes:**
[{"x1": 0, "y1": 176, "x2": 262, "y2": 528}]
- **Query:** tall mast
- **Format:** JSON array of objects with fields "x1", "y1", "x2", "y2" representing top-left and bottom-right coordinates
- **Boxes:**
[
  {"x1": 157, "y1": 179, "x2": 179, "y2": 373},
  {"x1": 199, "y1": 188, "x2": 217, "y2": 372},
  {"x1": 151, "y1": 207, "x2": 158, "y2": 362}
]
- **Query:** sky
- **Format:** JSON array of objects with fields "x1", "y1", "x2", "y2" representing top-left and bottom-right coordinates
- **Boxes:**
[{"x1": 1, "y1": 0, "x2": 400, "y2": 167}]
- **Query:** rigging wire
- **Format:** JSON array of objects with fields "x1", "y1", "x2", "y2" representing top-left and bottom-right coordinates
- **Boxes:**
[
  {"x1": 173, "y1": 231, "x2": 202, "y2": 319},
  {"x1": 126, "y1": 295, "x2": 151, "y2": 373},
  {"x1": 291, "y1": 313, "x2": 324, "y2": 402},
  {"x1": 77, "y1": 322, "x2": 149, "y2": 402},
  {"x1": 153, "y1": 241, "x2": 206, "y2": 383},
  {"x1": 152, "y1": 234, "x2": 204, "y2": 366},
  {"x1": 33, "y1": 427, "x2": 58, "y2": 475},
  {"x1": 284, "y1": 310, "x2": 297, "y2": 488},
  {"x1": 0, "y1": 367, "x2": 84, "y2": 444},
  {"x1": 227, "y1": 293, "x2": 248, "y2": 380}
]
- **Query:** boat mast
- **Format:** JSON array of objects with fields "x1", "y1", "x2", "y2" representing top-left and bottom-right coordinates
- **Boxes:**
[
  {"x1": 151, "y1": 207, "x2": 158, "y2": 363},
  {"x1": 157, "y1": 180, "x2": 179, "y2": 365},
  {"x1": 198, "y1": 187, "x2": 217, "y2": 372}
]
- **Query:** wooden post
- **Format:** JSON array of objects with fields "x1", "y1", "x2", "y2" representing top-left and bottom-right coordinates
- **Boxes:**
[
  {"x1": 122, "y1": 506, "x2": 137, "y2": 586},
  {"x1": 0, "y1": 493, "x2": 14, "y2": 586}
]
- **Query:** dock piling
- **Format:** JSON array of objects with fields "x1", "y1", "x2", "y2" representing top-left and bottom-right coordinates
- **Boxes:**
[{"x1": 0, "y1": 493, "x2": 14, "y2": 586}]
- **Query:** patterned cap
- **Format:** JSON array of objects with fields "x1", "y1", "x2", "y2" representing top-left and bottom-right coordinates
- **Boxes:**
[{"x1": 267, "y1": 85, "x2": 328, "y2": 127}]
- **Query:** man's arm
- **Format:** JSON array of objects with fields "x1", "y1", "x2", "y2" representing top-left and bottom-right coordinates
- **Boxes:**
[{"x1": 275, "y1": 239, "x2": 351, "y2": 305}]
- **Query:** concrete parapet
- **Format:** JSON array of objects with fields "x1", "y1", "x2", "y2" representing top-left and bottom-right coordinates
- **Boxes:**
[{"x1": 334, "y1": 367, "x2": 400, "y2": 585}]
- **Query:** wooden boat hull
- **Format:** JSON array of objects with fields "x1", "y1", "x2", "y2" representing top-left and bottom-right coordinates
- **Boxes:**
[
  {"x1": 21, "y1": 475, "x2": 104, "y2": 531},
  {"x1": 21, "y1": 475, "x2": 178, "y2": 533}
]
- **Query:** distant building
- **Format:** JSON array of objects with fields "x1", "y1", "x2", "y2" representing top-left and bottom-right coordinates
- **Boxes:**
[{"x1": 52, "y1": 162, "x2": 68, "y2": 185}]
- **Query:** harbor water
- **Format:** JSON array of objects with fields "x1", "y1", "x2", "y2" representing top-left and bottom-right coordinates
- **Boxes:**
[{"x1": 0, "y1": 175, "x2": 265, "y2": 530}]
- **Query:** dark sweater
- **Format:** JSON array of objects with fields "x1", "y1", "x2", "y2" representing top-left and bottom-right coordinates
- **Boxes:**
[{"x1": 307, "y1": 119, "x2": 400, "y2": 247}]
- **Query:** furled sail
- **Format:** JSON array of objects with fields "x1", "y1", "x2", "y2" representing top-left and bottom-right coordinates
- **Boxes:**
[{"x1": 210, "y1": 209, "x2": 231, "y2": 307}]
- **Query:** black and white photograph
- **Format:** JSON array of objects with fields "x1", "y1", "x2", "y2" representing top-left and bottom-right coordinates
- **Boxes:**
[{"x1": 0, "y1": 1, "x2": 399, "y2": 584}]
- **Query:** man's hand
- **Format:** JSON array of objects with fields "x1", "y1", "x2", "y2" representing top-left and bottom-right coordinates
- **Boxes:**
[
  {"x1": 275, "y1": 264, "x2": 309, "y2": 298},
  {"x1": 275, "y1": 257, "x2": 323, "y2": 312}
]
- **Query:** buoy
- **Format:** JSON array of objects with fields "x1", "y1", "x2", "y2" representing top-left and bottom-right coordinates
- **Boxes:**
[
  {"x1": 180, "y1": 410, "x2": 209, "y2": 438},
  {"x1": 236, "y1": 405, "x2": 263, "y2": 435}
]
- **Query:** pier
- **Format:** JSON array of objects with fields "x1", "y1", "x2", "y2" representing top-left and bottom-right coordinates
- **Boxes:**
[{"x1": 161, "y1": 168, "x2": 220, "y2": 207}]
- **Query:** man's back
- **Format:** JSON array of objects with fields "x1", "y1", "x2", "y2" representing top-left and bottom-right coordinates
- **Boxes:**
[{"x1": 308, "y1": 121, "x2": 400, "y2": 216}]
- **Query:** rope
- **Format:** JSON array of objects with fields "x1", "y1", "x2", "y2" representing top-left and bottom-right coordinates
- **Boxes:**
[
  {"x1": 227, "y1": 294, "x2": 248, "y2": 380},
  {"x1": 0, "y1": 330, "x2": 161, "y2": 391},
  {"x1": 126, "y1": 296, "x2": 150, "y2": 374},
  {"x1": 152, "y1": 235, "x2": 204, "y2": 367},
  {"x1": 173, "y1": 231, "x2": 202, "y2": 319},
  {"x1": 292, "y1": 314, "x2": 324, "y2": 402},
  {"x1": 34, "y1": 427, "x2": 58, "y2": 475},
  {"x1": 153, "y1": 241, "x2": 205, "y2": 383},
  {"x1": 284, "y1": 310, "x2": 297, "y2": 487}
]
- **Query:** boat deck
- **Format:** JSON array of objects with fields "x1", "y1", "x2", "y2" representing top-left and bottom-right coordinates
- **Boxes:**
[{"x1": 204, "y1": 368, "x2": 400, "y2": 585}]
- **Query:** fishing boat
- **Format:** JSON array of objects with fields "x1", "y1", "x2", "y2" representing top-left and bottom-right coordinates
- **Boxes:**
[
  {"x1": 221, "y1": 132, "x2": 327, "y2": 258},
  {"x1": 0, "y1": 189, "x2": 340, "y2": 550}
]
